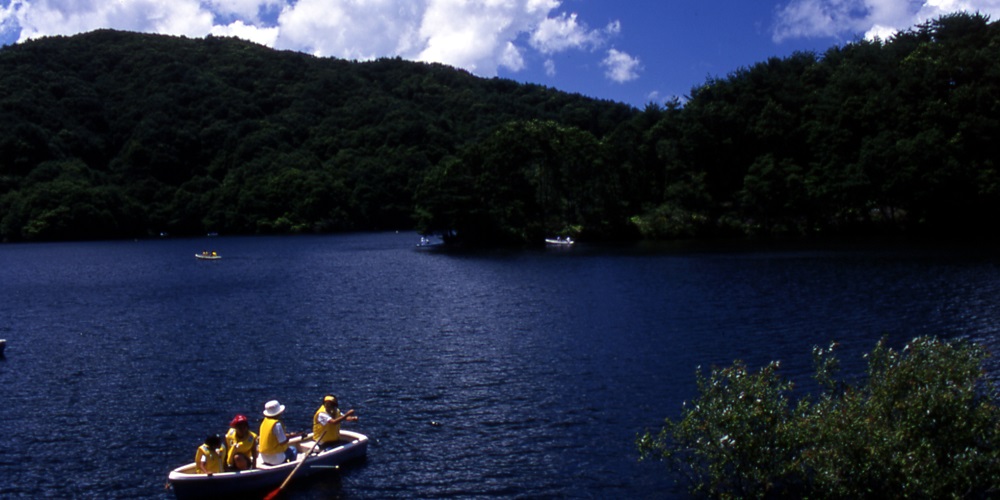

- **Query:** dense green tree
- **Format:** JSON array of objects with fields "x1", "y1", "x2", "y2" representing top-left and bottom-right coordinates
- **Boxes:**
[
  {"x1": 415, "y1": 120, "x2": 616, "y2": 245},
  {"x1": 638, "y1": 337, "x2": 1000, "y2": 498},
  {"x1": 0, "y1": 159, "x2": 142, "y2": 239},
  {"x1": 0, "y1": 29, "x2": 634, "y2": 242},
  {"x1": 2, "y1": 13, "x2": 1000, "y2": 244}
]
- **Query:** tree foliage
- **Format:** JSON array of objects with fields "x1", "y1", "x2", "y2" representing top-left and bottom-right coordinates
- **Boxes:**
[
  {"x1": 0, "y1": 30, "x2": 632, "y2": 242},
  {"x1": 638, "y1": 337, "x2": 1000, "y2": 498},
  {"x1": 414, "y1": 120, "x2": 628, "y2": 245},
  {"x1": 3, "y1": 13, "x2": 1000, "y2": 244}
]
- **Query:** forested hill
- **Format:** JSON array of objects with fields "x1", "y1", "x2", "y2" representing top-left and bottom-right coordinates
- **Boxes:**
[
  {"x1": 3, "y1": 13, "x2": 1000, "y2": 245},
  {"x1": 0, "y1": 29, "x2": 634, "y2": 242}
]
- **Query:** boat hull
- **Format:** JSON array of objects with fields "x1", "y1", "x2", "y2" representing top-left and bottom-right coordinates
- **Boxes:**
[{"x1": 167, "y1": 431, "x2": 368, "y2": 499}]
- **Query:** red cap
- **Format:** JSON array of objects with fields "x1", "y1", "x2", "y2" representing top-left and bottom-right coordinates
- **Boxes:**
[{"x1": 230, "y1": 414, "x2": 248, "y2": 427}]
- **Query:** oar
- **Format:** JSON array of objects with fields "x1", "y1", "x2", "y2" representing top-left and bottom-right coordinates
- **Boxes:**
[{"x1": 263, "y1": 430, "x2": 326, "y2": 500}]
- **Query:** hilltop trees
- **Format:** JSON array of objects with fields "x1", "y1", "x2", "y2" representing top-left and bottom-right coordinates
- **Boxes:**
[
  {"x1": 414, "y1": 119, "x2": 632, "y2": 245},
  {"x1": 0, "y1": 30, "x2": 634, "y2": 242},
  {"x1": 2, "y1": 13, "x2": 1000, "y2": 244},
  {"x1": 417, "y1": 13, "x2": 1000, "y2": 244}
]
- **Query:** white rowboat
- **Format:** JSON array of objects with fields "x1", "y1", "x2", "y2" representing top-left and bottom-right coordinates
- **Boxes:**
[
  {"x1": 167, "y1": 430, "x2": 368, "y2": 499},
  {"x1": 545, "y1": 237, "x2": 574, "y2": 246}
]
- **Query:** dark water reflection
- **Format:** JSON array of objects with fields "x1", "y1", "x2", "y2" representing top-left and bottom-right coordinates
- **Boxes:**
[{"x1": 1, "y1": 234, "x2": 999, "y2": 498}]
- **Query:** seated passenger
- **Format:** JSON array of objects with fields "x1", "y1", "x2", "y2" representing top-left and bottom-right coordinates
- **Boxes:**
[
  {"x1": 195, "y1": 434, "x2": 225, "y2": 475},
  {"x1": 258, "y1": 400, "x2": 301, "y2": 466},
  {"x1": 225, "y1": 414, "x2": 258, "y2": 471},
  {"x1": 312, "y1": 395, "x2": 358, "y2": 450}
]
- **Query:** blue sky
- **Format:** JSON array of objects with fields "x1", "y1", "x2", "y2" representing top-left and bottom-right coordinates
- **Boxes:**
[{"x1": 1, "y1": 1, "x2": 997, "y2": 107}]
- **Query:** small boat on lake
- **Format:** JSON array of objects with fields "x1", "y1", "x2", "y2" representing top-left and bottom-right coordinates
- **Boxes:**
[
  {"x1": 416, "y1": 236, "x2": 442, "y2": 248},
  {"x1": 0, "y1": 339, "x2": 5, "y2": 356},
  {"x1": 195, "y1": 251, "x2": 221, "y2": 260},
  {"x1": 545, "y1": 236, "x2": 574, "y2": 246},
  {"x1": 167, "y1": 430, "x2": 368, "y2": 499}
]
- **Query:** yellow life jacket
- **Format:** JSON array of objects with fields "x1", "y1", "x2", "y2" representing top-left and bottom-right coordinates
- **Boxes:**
[
  {"x1": 259, "y1": 417, "x2": 288, "y2": 455},
  {"x1": 312, "y1": 405, "x2": 342, "y2": 444},
  {"x1": 225, "y1": 428, "x2": 258, "y2": 465},
  {"x1": 195, "y1": 443, "x2": 224, "y2": 474}
]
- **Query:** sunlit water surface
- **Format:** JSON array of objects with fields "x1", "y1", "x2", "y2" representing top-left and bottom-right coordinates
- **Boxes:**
[{"x1": 2, "y1": 233, "x2": 999, "y2": 498}]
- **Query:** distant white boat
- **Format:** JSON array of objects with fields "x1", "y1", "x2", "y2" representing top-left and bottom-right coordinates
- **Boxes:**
[
  {"x1": 195, "y1": 251, "x2": 221, "y2": 260},
  {"x1": 416, "y1": 236, "x2": 442, "y2": 248},
  {"x1": 545, "y1": 236, "x2": 574, "y2": 246},
  {"x1": 0, "y1": 339, "x2": 6, "y2": 356}
]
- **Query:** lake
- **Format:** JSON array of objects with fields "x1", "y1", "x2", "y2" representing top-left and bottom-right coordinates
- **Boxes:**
[{"x1": 1, "y1": 233, "x2": 999, "y2": 498}]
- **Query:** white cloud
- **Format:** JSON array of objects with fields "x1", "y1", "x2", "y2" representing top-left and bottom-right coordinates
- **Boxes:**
[
  {"x1": 916, "y1": 0, "x2": 1000, "y2": 20},
  {"x1": 415, "y1": 0, "x2": 532, "y2": 74},
  {"x1": 530, "y1": 12, "x2": 601, "y2": 53},
  {"x1": 0, "y1": 0, "x2": 630, "y2": 82},
  {"x1": 773, "y1": 0, "x2": 1000, "y2": 42},
  {"x1": 205, "y1": 0, "x2": 281, "y2": 21},
  {"x1": 500, "y1": 41, "x2": 526, "y2": 72},
  {"x1": 864, "y1": 23, "x2": 898, "y2": 40},
  {"x1": 604, "y1": 19, "x2": 621, "y2": 36},
  {"x1": 9, "y1": 0, "x2": 214, "y2": 41},
  {"x1": 275, "y1": 0, "x2": 420, "y2": 59},
  {"x1": 544, "y1": 58, "x2": 556, "y2": 76},
  {"x1": 602, "y1": 48, "x2": 641, "y2": 83},
  {"x1": 1, "y1": 1, "x2": 21, "y2": 41},
  {"x1": 210, "y1": 19, "x2": 279, "y2": 46}
]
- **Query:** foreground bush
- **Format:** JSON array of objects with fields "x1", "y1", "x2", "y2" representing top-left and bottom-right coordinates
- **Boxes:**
[{"x1": 638, "y1": 337, "x2": 1000, "y2": 498}]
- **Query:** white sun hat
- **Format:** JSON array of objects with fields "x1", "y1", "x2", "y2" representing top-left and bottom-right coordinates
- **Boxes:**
[{"x1": 263, "y1": 400, "x2": 286, "y2": 417}]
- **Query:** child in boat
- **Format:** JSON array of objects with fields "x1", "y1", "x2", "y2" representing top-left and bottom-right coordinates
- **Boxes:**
[
  {"x1": 195, "y1": 434, "x2": 225, "y2": 475},
  {"x1": 225, "y1": 414, "x2": 258, "y2": 470}
]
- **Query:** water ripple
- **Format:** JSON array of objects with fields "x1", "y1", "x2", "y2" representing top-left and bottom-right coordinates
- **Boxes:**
[{"x1": 2, "y1": 236, "x2": 999, "y2": 498}]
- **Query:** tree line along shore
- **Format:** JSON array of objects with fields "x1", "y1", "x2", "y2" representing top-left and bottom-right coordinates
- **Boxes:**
[{"x1": 1, "y1": 13, "x2": 998, "y2": 245}]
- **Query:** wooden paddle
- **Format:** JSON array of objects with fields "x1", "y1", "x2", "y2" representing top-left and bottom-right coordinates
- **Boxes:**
[{"x1": 263, "y1": 430, "x2": 326, "y2": 500}]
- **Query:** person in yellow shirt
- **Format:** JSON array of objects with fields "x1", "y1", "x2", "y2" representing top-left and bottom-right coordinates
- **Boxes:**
[
  {"x1": 258, "y1": 400, "x2": 302, "y2": 466},
  {"x1": 195, "y1": 435, "x2": 225, "y2": 475},
  {"x1": 312, "y1": 395, "x2": 358, "y2": 450},
  {"x1": 225, "y1": 414, "x2": 258, "y2": 470}
]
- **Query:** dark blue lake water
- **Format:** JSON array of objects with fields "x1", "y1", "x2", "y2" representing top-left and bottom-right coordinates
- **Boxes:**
[{"x1": 2, "y1": 233, "x2": 999, "y2": 498}]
